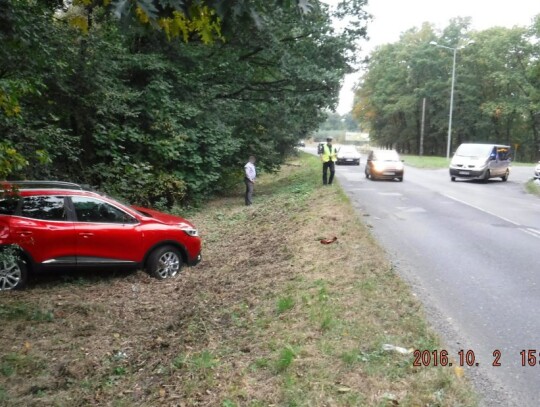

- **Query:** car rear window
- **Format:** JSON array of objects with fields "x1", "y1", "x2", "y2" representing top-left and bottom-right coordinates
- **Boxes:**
[
  {"x1": 0, "y1": 198, "x2": 19, "y2": 215},
  {"x1": 374, "y1": 151, "x2": 399, "y2": 161},
  {"x1": 21, "y1": 196, "x2": 67, "y2": 221}
]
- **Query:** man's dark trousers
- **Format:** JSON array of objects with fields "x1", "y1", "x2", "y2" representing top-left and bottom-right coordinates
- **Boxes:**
[
  {"x1": 323, "y1": 161, "x2": 335, "y2": 185},
  {"x1": 245, "y1": 178, "x2": 254, "y2": 205}
]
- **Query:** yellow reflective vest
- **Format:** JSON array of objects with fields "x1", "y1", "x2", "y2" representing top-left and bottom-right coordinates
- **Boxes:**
[{"x1": 321, "y1": 144, "x2": 337, "y2": 162}]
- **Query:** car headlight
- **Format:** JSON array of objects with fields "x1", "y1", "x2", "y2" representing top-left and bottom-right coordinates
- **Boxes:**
[{"x1": 181, "y1": 228, "x2": 199, "y2": 237}]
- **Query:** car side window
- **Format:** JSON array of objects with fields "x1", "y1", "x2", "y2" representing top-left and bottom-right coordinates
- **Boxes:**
[
  {"x1": 21, "y1": 196, "x2": 67, "y2": 221},
  {"x1": 0, "y1": 197, "x2": 19, "y2": 215},
  {"x1": 72, "y1": 196, "x2": 137, "y2": 224}
]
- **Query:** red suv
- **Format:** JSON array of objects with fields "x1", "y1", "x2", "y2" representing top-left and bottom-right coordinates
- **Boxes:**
[{"x1": 0, "y1": 181, "x2": 202, "y2": 291}]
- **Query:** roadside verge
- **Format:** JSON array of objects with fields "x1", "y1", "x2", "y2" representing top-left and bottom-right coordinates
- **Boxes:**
[{"x1": 0, "y1": 153, "x2": 477, "y2": 406}]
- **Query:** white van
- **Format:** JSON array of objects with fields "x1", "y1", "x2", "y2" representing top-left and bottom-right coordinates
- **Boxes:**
[{"x1": 449, "y1": 143, "x2": 511, "y2": 182}]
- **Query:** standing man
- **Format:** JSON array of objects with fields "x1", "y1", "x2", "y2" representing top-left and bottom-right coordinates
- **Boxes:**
[
  {"x1": 320, "y1": 137, "x2": 337, "y2": 185},
  {"x1": 244, "y1": 156, "x2": 256, "y2": 206}
]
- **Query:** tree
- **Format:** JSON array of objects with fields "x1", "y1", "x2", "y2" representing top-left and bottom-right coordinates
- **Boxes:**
[
  {"x1": 1, "y1": 0, "x2": 369, "y2": 205},
  {"x1": 354, "y1": 16, "x2": 540, "y2": 161}
]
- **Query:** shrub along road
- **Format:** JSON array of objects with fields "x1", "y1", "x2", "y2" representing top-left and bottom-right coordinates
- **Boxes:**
[{"x1": 0, "y1": 153, "x2": 476, "y2": 406}]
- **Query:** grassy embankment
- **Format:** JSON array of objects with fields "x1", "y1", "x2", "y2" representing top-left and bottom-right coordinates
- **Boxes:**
[
  {"x1": 525, "y1": 180, "x2": 540, "y2": 197},
  {"x1": 403, "y1": 154, "x2": 536, "y2": 169},
  {"x1": 401, "y1": 155, "x2": 450, "y2": 169},
  {"x1": 0, "y1": 153, "x2": 477, "y2": 406}
]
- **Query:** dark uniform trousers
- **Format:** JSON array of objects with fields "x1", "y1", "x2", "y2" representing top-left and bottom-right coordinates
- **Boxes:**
[{"x1": 323, "y1": 161, "x2": 335, "y2": 185}]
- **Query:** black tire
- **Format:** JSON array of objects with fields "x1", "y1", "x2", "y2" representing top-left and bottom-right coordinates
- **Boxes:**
[
  {"x1": 356, "y1": 161, "x2": 360, "y2": 166},
  {"x1": 483, "y1": 170, "x2": 490, "y2": 182},
  {"x1": 365, "y1": 171, "x2": 369, "y2": 179},
  {"x1": 146, "y1": 246, "x2": 183, "y2": 280},
  {"x1": 398, "y1": 177, "x2": 403, "y2": 182},
  {"x1": 0, "y1": 256, "x2": 28, "y2": 291},
  {"x1": 501, "y1": 169, "x2": 509, "y2": 182},
  {"x1": 451, "y1": 176, "x2": 456, "y2": 182}
]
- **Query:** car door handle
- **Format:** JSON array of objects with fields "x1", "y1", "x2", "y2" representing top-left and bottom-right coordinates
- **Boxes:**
[{"x1": 79, "y1": 232, "x2": 94, "y2": 238}]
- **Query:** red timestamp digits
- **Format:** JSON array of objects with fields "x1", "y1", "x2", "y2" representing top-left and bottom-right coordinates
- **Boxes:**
[
  {"x1": 413, "y1": 349, "x2": 503, "y2": 367},
  {"x1": 520, "y1": 349, "x2": 540, "y2": 366},
  {"x1": 412, "y1": 350, "x2": 450, "y2": 367}
]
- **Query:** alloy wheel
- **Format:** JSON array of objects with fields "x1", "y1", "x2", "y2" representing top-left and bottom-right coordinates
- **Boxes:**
[{"x1": 0, "y1": 260, "x2": 22, "y2": 291}]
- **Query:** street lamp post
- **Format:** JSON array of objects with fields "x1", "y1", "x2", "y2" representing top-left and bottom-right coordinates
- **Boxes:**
[{"x1": 430, "y1": 41, "x2": 474, "y2": 159}]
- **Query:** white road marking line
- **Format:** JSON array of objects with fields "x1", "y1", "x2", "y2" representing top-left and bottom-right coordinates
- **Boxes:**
[
  {"x1": 526, "y1": 228, "x2": 540, "y2": 238},
  {"x1": 442, "y1": 193, "x2": 519, "y2": 225},
  {"x1": 378, "y1": 192, "x2": 402, "y2": 196},
  {"x1": 396, "y1": 206, "x2": 427, "y2": 213},
  {"x1": 443, "y1": 193, "x2": 540, "y2": 240}
]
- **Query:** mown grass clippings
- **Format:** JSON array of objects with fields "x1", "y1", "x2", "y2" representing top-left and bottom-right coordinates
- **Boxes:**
[{"x1": 0, "y1": 153, "x2": 478, "y2": 406}]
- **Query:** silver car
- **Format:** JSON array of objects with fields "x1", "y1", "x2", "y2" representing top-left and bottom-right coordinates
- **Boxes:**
[
  {"x1": 336, "y1": 145, "x2": 361, "y2": 165},
  {"x1": 449, "y1": 143, "x2": 511, "y2": 182}
]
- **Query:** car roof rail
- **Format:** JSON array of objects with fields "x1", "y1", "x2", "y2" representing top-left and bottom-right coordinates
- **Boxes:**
[{"x1": 2, "y1": 180, "x2": 85, "y2": 190}]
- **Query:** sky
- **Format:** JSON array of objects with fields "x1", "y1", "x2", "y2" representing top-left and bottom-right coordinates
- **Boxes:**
[{"x1": 334, "y1": 0, "x2": 540, "y2": 115}]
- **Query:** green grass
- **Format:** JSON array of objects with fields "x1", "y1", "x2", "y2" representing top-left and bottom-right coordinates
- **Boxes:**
[
  {"x1": 275, "y1": 346, "x2": 297, "y2": 372},
  {"x1": 1, "y1": 353, "x2": 45, "y2": 378},
  {"x1": 0, "y1": 386, "x2": 8, "y2": 402},
  {"x1": 276, "y1": 296, "x2": 295, "y2": 314},
  {"x1": 511, "y1": 161, "x2": 538, "y2": 166},
  {"x1": 402, "y1": 155, "x2": 450, "y2": 169},
  {"x1": 525, "y1": 180, "x2": 540, "y2": 197},
  {"x1": 0, "y1": 302, "x2": 54, "y2": 322}
]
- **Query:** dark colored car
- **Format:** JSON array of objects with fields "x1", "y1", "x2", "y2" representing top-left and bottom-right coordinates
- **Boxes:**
[
  {"x1": 296, "y1": 140, "x2": 306, "y2": 147},
  {"x1": 336, "y1": 145, "x2": 361, "y2": 165},
  {"x1": 365, "y1": 150, "x2": 404, "y2": 181},
  {"x1": 0, "y1": 181, "x2": 202, "y2": 291}
]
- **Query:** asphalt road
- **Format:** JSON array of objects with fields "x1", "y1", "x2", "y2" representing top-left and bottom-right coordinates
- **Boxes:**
[{"x1": 305, "y1": 147, "x2": 540, "y2": 406}]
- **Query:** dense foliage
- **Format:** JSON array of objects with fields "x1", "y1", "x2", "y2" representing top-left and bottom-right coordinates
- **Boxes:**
[
  {"x1": 354, "y1": 17, "x2": 540, "y2": 161},
  {"x1": 0, "y1": 0, "x2": 368, "y2": 206}
]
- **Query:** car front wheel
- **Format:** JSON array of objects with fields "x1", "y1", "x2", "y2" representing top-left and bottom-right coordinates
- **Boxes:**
[
  {"x1": 147, "y1": 246, "x2": 183, "y2": 280},
  {"x1": 501, "y1": 169, "x2": 509, "y2": 182},
  {"x1": 0, "y1": 257, "x2": 28, "y2": 291}
]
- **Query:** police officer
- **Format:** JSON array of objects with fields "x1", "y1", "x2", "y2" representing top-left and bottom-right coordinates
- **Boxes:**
[{"x1": 320, "y1": 137, "x2": 337, "y2": 185}]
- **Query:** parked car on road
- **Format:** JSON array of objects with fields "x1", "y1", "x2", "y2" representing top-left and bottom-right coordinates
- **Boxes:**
[
  {"x1": 337, "y1": 145, "x2": 361, "y2": 165},
  {"x1": 449, "y1": 143, "x2": 511, "y2": 182},
  {"x1": 296, "y1": 140, "x2": 306, "y2": 147},
  {"x1": 0, "y1": 181, "x2": 202, "y2": 291},
  {"x1": 534, "y1": 162, "x2": 540, "y2": 179},
  {"x1": 365, "y1": 150, "x2": 404, "y2": 181}
]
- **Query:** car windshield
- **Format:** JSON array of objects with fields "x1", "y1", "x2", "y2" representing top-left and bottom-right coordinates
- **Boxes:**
[
  {"x1": 455, "y1": 144, "x2": 493, "y2": 158},
  {"x1": 339, "y1": 146, "x2": 357, "y2": 153},
  {"x1": 373, "y1": 150, "x2": 399, "y2": 161}
]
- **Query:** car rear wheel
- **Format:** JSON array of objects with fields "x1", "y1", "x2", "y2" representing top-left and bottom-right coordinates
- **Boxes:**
[
  {"x1": 451, "y1": 176, "x2": 456, "y2": 182},
  {"x1": 147, "y1": 246, "x2": 183, "y2": 280},
  {"x1": 501, "y1": 169, "x2": 509, "y2": 182},
  {"x1": 0, "y1": 257, "x2": 27, "y2": 291}
]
